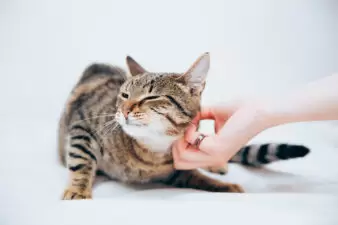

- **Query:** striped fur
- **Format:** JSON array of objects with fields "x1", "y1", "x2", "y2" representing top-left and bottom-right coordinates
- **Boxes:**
[
  {"x1": 58, "y1": 53, "x2": 308, "y2": 199},
  {"x1": 231, "y1": 143, "x2": 310, "y2": 166},
  {"x1": 59, "y1": 53, "x2": 245, "y2": 200},
  {"x1": 207, "y1": 143, "x2": 310, "y2": 175}
]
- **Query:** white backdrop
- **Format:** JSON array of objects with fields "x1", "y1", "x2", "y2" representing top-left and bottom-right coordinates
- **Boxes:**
[
  {"x1": 1, "y1": 1, "x2": 338, "y2": 224},
  {"x1": 1, "y1": 0, "x2": 337, "y2": 118}
]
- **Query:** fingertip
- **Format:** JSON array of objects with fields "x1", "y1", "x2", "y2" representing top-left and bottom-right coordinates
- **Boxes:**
[
  {"x1": 191, "y1": 115, "x2": 200, "y2": 125},
  {"x1": 185, "y1": 131, "x2": 203, "y2": 145},
  {"x1": 185, "y1": 127, "x2": 198, "y2": 143},
  {"x1": 185, "y1": 123, "x2": 198, "y2": 133}
]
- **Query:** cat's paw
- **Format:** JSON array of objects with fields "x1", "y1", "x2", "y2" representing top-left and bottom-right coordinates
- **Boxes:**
[
  {"x1": 62, "y1": 188, "x2": 92, "y2": 200},
  {"x1": 227, "y1": 184, "x2": 244, "y2": 193},
  {"x1": 217, "y1": 183, "x2": 244, "y2": 193},
  {"x1": 206, "y1": 164, "x2": 228, "y2": 175}
]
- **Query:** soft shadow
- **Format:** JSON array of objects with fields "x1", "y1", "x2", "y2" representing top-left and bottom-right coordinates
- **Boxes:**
[{"x1": 239, "y1": 165, "x2": 300, "y2": 178}]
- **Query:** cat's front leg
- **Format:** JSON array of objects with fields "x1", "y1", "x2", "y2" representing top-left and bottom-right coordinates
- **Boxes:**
[
  {"x1": 164, "y1": 170, "x2": 244, "y2": 193},
  {"x1": 62, "y1": 161, "x2": 96, "y2": 200},
  {"x1": 62, "y1": 128, "x2": 100, "y2": 200},
  {"x1": 205, "y1": 163, "x2": 229, "y2": 175}
]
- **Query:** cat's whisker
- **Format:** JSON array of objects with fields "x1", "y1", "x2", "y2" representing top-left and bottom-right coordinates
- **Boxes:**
[
  {"x1": 92, "y1": 119, "x2": 117, "y2": 136},
  {"x1": 60, "y1": 53, "x2": 254, "y2": 199},
  {"x1": 101, "y1": 122, "x2": 118, "y2": 136},
  {"x1": 102, "y1": 123, "x2": 119, "y2": 138},
  {"x1": 70, "y1": 114, "x2": 116, "y2": 126}
]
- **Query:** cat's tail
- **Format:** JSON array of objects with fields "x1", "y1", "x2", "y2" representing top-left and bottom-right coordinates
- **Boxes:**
[{"x1": 229, "y1": 143, "x2": 310, "y2": 166}]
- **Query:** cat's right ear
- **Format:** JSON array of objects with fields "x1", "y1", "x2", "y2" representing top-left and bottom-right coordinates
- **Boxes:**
[{"x1": 126, "y1": 56, "x2": 148, "y2": 76}]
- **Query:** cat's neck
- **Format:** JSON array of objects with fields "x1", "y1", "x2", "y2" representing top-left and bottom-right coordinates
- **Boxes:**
[
  {"x1": 119, "y1": 123, "x2": 181, "y2": 153},
  {"x1": 130, "y1": 136, "x2": 176, "y2": 166},
  {"x1": 135, "y1": 134, "x2": 178, "y2": 153}
]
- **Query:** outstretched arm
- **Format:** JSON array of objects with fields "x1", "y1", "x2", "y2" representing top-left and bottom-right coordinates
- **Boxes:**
[
  {"x1": 267, "y1": 74, "x2": 338, "y2": 125},
  {"x1": 173, "y1": 74, "x2": 338, "y2": 170}
]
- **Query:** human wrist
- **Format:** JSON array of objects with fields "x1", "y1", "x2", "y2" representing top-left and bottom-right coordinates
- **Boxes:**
[
  {"x1": 246, "y1": 98, "x2": 283, "y2": 130},
  {"x1": 255, "y1": 95, "x2": 296, "y2": 128}
]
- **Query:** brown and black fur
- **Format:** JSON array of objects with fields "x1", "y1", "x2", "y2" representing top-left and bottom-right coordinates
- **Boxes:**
[
  {"x1": 58, "y1": 53, "x2": 309, "y2": 199},
  {"x1": 59, "y1": 53, "x2": 245, "y2": 199}
]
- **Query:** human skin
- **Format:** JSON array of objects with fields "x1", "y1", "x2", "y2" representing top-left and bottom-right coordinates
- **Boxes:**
[{"x1": 173, "y1": 74, "x2": 338, "y2": 170}]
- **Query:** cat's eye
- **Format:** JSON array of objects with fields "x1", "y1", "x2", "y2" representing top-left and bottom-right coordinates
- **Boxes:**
[
  {"x1": 139, "y1": 96, "x2": 160, "y2": 105},
  {"x1": 142, "y1": 96, "x2": 160, "y2": 101},
  {"x1": 121, "y1": 93, "x2": 129, "y2": 98}
]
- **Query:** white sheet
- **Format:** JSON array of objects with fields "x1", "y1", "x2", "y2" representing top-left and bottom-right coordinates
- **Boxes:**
[
  {"x1": 2, "y1": 119, "x2": 338, "y2": 199},
  {"x1": 1, "y1": 118, "x2": 338, "y2": 225}
]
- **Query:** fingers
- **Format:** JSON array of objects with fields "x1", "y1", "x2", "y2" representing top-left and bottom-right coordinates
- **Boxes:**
[
  {"x1": 197, "y1": 107, "x2": 215, "y2": 120},
  {"x1": 173, "y1": 134, "x2": 226, "y2": 170},
  {"x1": 174, "y1": 138, "x2": 211, "y2": 162},
  {"x1": 172, "y1": 139, "x2": 216, "y2": 170},
  {"x1": 184, "y1": 115, "x2": 217, "y2": 155},
  {"x1": 173, "y1": 158, "x2": 212, "y2": 170},
  {"x1": 191, "y1": 106, "x2": 216, "y2": 125},
  {"x1": 184, "y1": 129, "x2": 219, "y2": 155},
  {"x1": 173, "y1": 103, "x2": 240, "y2": 170}
]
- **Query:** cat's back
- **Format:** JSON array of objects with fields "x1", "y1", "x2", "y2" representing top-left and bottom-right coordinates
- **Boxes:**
[
  {"x1": 77, "y1": 63, "x2": 127, "y2": 85},
  {"x1": 58, "y1": 63, "x2": 127, "y2": 165}
]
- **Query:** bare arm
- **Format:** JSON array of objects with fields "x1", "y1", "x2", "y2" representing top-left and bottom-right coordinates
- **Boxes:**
[
  {"x1": 173, "y1": 73, "x2": 338, "y2": 170},
  {"x1": 267, "y1": 74, "x2": 338, "y2": 126}
]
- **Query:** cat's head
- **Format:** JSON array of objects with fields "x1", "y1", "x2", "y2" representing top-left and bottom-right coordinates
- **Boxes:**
[{"x1": 115, "y1": 53, "x2": 210, "y2": 152}]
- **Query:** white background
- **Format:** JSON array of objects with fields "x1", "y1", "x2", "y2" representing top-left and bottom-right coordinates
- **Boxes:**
[{"x1": 1, "y1": 0, "x2": 338, "y2": 224}]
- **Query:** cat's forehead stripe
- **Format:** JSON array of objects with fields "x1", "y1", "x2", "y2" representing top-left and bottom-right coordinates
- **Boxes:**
[{"x1": 126, "y1": 72, "x2": 188, "y2": 97}]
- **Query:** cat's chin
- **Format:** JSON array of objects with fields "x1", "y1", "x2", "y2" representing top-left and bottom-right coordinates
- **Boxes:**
[{"x1": 121, "y1": 124, "x2": 179, "y2": 153}]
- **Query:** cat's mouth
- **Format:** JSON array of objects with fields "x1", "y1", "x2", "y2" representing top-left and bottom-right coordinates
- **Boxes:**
[
  {"x1": 116, "y1": 112, "x2": 145, "y2": 127},
  {"x1": 124, "y1": 117, "x2": 146, "y2": 127},
  {"x1": 125, "y1": 120, "x2": 143, "y2": 127}
]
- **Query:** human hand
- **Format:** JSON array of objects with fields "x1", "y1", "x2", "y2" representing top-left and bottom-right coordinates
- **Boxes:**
[{"x1": 172, "y1": 100, "x2": 273, "y2": 170}]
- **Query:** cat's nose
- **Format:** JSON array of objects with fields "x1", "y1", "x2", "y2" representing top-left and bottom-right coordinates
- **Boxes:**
[
  {"x1": 122, "y1": 100, "x2": 137, "y2": 119},
  {"x1": 122, "y1": 108, "x2": 130, "y2": 119}
]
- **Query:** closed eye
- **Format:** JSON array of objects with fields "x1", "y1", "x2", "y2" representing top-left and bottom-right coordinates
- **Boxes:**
[
  {"x1": 139, "y1": 96, "x2": 160, "y2": 105},
  {"x1": 143, "y1": 96, "x2": 160, "y2": 100}
]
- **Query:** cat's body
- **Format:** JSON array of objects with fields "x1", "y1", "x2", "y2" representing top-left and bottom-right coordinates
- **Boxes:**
[
  {"x1": 59, "y1": 67, "x2": 173, "y2": 184},
  {"x1": 59, "y1": 53, "x2": 309, "y2": 199}
]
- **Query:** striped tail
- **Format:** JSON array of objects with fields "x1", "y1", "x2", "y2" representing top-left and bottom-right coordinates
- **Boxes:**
[{"x1": 230, "y1": 143, "x2": 310, "y2": 166}]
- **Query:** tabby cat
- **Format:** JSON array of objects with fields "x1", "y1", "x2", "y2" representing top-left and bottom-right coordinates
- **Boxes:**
[{"x1": 58, "y1": 53, "x2": 309, "y2": 199}]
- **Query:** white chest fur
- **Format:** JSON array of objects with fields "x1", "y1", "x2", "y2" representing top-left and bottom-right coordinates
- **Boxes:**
[
  {"x1": 122, "y1": 125, "x2": 177, "y2": 153},
  {"x1": 116, "y1": 112, "x2": 179, "y2": 153}
]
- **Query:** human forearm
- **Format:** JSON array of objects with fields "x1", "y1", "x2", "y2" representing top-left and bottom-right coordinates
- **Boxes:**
[
  {"x1": 173, "y1": 74, "x2": 338, "y2": 170},
  {"x1": 264, "y1": 74, "x2": 338, "y2": 127}
]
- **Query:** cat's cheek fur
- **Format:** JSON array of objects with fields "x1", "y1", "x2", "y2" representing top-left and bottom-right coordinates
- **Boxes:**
[
  {"x1": 115, "y1": 111, "x2": 125, "y2": 125},
  {"x1": 119, "y1": 117, "x2": 178, "y2": 153}
]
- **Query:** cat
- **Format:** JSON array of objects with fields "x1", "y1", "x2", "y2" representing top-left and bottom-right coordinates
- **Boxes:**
[{"x1": 58, "y1": 53, "x2": 310, "y2": 199}]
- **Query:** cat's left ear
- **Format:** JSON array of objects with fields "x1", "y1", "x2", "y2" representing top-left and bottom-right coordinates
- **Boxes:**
[
  {"x1": 179, "y1": 52, "x2": 210, "y2": 93},
  {"x1": 126, "y1": 56, "x2": 148, "y2": 76}
]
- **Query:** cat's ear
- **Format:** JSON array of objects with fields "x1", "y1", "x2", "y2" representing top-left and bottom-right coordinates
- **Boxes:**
[
  {"x1": 126, "y1": 56, "x2": 148, "y2": 76},
  {"x1": 178, "y1": 52, "x2": 210, "y2": 93}
]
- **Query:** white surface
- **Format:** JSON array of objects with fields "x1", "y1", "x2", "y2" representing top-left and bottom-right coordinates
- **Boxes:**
[{"x1": 1, "y1": 0, "x2": 338, "y2": 224}]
